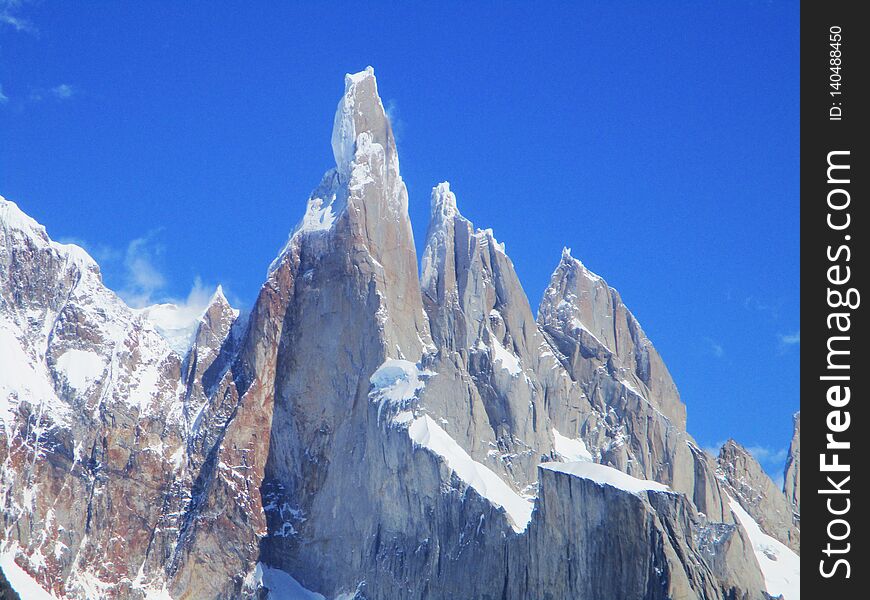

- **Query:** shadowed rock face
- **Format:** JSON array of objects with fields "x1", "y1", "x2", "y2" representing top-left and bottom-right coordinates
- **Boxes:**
[
  {"x1": 0, "y1": 68, "x2": 793, "y2": 600},
  {"x1": 513, "y1": 465, "x2": 766, "y2": 600},
  {"x1": 783, "y1": 412, "x2": 800, "y2": 520}
]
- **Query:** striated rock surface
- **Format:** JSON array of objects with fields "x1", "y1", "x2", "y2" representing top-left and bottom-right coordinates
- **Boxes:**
[
  {"x1": 783, "y1": 412, "x2": 800, "y2": 521},
  {"x1": 420, "y1": 182, "x2": 563, "y2": 491},
  {"x1": 718, "y1": 439, "x2": 800, "y2": 553},
  {"x1": 0, "y1": 67, "x2": 797, "y2": 600},
  {"x1": 537, "y1": 249, "x2": 733, "y2": 524}
]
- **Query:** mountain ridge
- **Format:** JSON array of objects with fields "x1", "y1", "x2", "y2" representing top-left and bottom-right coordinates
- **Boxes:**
[{"x1": 0, "y1": 67, "x2": 798, "y2": 600}]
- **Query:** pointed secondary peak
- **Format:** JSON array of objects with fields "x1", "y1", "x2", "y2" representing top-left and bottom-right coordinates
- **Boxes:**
[
  {"x1": 207, "y1": 284, "x2": 232, "y2": 311},
  {"x1": 555, "y1": 247, "x2": 602, "y2": 283},
  {"x1": 202, "y1": 284, "x2": 240, "y2": 326},
  {"x1": 558, "y1": 246, "x2": 582, "y2": 269},
  {"x1": 331, "y1": 66, "x2": 393, "y2": 181},
  {"x1": 719, "y1": 439, "x2": 746, "y2": 456},
  {"x1": 430, "y1": 182, "x2": 460, "y2": 222}
]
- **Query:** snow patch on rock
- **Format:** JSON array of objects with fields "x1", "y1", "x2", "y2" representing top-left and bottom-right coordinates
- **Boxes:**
[
  {"x1": 246, "y1": 562, "x2": 326, "y2": 600},
  {"x1": 408, "y1": 415, "x2": 533, "y2": 532},
  {"x1": 331, "y1": 66, "x2": 380, "y2": 183},
  {"x1": 541, "y1": 460, "x2": 670, "y2": 495},
  {"x1": 552, "y1": 428, "x2": 593, "y2": 462},
  {"x1": 728, "y1": 496, "x2": 800, "y2": 600},
  {"x1": 0, "y1": 543, "x2": 60, "y2": 599},
  {"x1": 490, "y1": 337, "x2": 522, "y2": 376},
  {"x1": 369, "y1": 359, "x2": 431, "y2": 405},
  {"x1": 0, "y1": 320, "x2": 71, "y2": 431},
  {"x1": 1, "y1": 196, "x2": 98, "y2": 273},
  {"x1": 55, "y1": 349, "x2": 105, "y2": 392}
]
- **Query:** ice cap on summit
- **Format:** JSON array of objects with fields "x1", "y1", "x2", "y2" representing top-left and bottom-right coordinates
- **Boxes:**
[{"x1": 331, "y1": 66, "x2": 394, "y2": 181}]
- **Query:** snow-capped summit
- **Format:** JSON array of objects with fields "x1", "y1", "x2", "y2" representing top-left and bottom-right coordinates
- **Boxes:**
[
  {"x1": 429, "y1": 181, "x2": 458, "y2": 221},
  {"x1": 271, "y1": 67, "x2": 406, "y2": 263},
  {"x1": 331, "y1": 66, "x2": 390, "y2": 181},
  {"x1": 1, "y1": 195, "x2": 99, "y2": 274}
]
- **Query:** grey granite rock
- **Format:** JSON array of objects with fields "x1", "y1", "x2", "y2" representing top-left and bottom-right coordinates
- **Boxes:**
[{"x1": 783, "y1": 412, "x2": 800, "y2": 522}]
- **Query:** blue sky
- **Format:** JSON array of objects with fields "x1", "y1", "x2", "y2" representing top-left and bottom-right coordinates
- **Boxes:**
[{"x1": 1, "y1": 2, "x2": 799, "y2": 477}]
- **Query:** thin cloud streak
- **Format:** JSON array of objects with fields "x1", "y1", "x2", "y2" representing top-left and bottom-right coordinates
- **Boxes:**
[
  {"x1": 704, "y1": 337, "x2": 724, "y2": 358},
  {"x1": 779, "y1": 331, "x2": 800, "y2": 345},
  {"x1": 1, "y1": 0, "x2": 38, "y2": 35},
  {"x1": 52, "y1": 84, "x2": 75, "y2": 99}
]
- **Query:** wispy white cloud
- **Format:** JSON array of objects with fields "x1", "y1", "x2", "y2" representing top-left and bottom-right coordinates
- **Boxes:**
[
  {"x1": 0, "y1": 84, "x2": 8, "y2": 104},
  {"x1": 385, "y1": 98, "x2": 404, "y2": 143},
  {"x1": 704, "y1": 337, "x2": 724, "y2": 358},
  {"x1": 63, "y1": 232, "x2": 225, "y2": 317},
  {"x1": 119, "y1": 233, "x2": 168, "y2": 307},
  {"x1": 778, "y1": 331, "x2": 800, "y2": 345},
  {"x1": 52, "y1": 83, "x2": 75, "y2": 99},
  {"x1": 161, "y1": 276, "x2": 219, "y2": 325},
  {"x1": 28, "y1": 83, "x2": 79, "y2": 103},
  {"x1": 742, "y1": 295, "x2": 782, "y2": 320},
  {"x1": 0, "y1": 0, "x2": 37, "y2": 35},
  {"x1": 746, "y1": 445, "x2": 789, "y2": 467}
]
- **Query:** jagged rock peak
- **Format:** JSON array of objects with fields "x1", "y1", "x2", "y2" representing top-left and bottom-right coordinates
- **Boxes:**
[
  {"x1": 539, "y1": 246, "x2": 687, "y2": 428},
  {"x1": 210, "y1": 283, "x2": 228, "y2": 305},
  {"x1": 270, "y1": 66, "x2": 409, "y2": 274},
  {"x1": 555, "y1": 245, "x2": 602, "y2": 282},
  {"x1": 420, "y1": 183, "x2": 468, "y2": 341},
  {"x1": 203, "y1": 284, "x2": 239, "y2": 322}
]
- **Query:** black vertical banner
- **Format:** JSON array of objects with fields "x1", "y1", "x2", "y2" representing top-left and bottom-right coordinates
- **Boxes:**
[{"x1": 802, "y1": 1, "x2": 867, "y2": 596}]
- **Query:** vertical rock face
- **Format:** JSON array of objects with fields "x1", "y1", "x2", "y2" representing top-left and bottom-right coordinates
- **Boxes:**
[
  {"x1": 718, "y1": 440, "x2": 800, "y2": 553},
  {"x1": 0, "y1": 68, "x2": 797, "y2": 600},
  {"x1": 181, "y1": 286, "x2": 241, "y2": 432},
  {"x1": 783, "y1": 412, "x2": 800, "y2": 520},
  {"x1": 515, "y1": 463, "x2": 765, "y2": 600},
  {"x1": 419, "y1": 182, "x2": 559, "y2": 490}
]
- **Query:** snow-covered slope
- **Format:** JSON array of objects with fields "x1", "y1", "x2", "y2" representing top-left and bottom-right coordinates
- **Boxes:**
[{"x1": 729, "y1": 497, "x2": 800, "y2": 600}]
